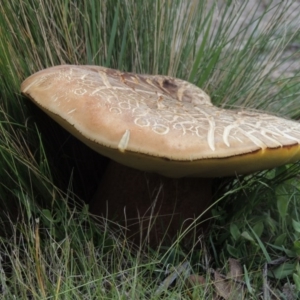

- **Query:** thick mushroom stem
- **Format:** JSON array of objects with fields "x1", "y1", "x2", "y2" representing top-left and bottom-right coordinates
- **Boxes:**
[{"x1": 90, "y1": 161, "x2": 212, "y2": 246}]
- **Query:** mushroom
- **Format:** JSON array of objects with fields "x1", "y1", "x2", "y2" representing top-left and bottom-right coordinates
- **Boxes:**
[{"x1": 21, "y1": 65, "x2": 300, "y2": 245}]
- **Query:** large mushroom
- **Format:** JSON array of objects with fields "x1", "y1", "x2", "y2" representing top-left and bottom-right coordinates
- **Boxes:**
[{"x1": 21, "y1": 65, "x2": 300, "y2": 245}]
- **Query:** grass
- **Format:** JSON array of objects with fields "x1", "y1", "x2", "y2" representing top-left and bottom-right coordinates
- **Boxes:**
[{"x1": 1, "y1": 0, "x2": 300, "y2": 298}]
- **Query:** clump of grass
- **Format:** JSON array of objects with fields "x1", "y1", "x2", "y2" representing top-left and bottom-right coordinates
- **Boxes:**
[
  {"x1": 1, "y1": 0, "x2": 300, "y2": 298},
  {"x1": 210, "y1": 164, "x2": 300, "y2": 298}
]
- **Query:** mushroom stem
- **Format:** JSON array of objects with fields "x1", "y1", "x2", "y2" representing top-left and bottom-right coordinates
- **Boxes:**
[{"x1": 89, "y1": 161, "x2": 212, "y2": 246}]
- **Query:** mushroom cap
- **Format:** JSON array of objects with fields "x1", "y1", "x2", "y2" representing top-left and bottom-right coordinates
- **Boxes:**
[{"x1": 21, "y1": 65, "x2": 300, "y2": 178}]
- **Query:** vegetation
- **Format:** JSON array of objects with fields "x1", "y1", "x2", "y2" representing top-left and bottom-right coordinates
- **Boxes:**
[{"x1": 0, "y1": 0, "x2": 300, "y2": 298}]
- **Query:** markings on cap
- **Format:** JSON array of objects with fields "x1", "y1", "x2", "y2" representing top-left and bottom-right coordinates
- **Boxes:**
[{"x1": 118, "y1": 130, "x2": 130, "y2": 152}]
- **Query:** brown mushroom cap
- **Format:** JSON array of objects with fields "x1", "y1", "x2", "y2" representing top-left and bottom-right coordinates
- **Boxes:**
[{"x1": 21, "y1": 65, "x2": 300, "y2": 177}]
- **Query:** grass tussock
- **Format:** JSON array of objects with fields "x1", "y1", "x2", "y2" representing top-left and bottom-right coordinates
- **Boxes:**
[{"x1": 1, "y1": 0, "x2": 300, "y2": 298}]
